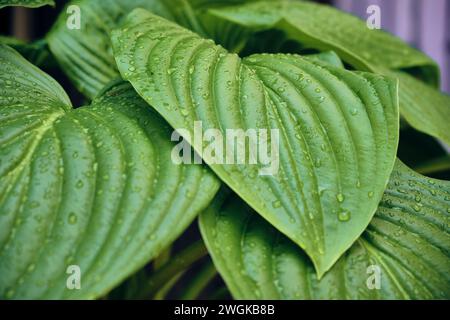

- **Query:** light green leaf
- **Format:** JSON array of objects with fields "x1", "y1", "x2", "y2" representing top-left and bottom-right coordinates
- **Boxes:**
[
  {"x1": 0, "y1": 0, "x2": 54, "y2": 9},
  {"x1": 0, "y1": 45, "x2": 220, "y2": 299},
  {"x1": 208, "y1": 1, "x2": 450, "y2": 145},
  {"x1": 112, "y1": 10, "x2": 399, "y2": 276},
  {"x1": 200, "y1": 161, "x2": 450, "y2": 299}
]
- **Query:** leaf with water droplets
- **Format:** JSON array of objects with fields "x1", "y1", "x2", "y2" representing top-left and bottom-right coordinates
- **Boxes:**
[
  {"x1": 208, "y1": 1, "x2": 450, "y2": 145},
  {"x1": 46, "y1": 0, "x2": 259, "y2": 99},
  {"x1": 200, "y1": 161, "x2": 450, "y2": 299},
  {"x1": 112, "y1": 10, "x2": 399, "y2": 275},
  {"x1": 0, "y1": 45, "x2": 220, "y2": 299}
]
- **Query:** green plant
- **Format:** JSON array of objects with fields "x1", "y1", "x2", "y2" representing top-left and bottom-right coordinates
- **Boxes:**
[{"x1": 0, "y1": 0, "x2": 449, "y2": 300}]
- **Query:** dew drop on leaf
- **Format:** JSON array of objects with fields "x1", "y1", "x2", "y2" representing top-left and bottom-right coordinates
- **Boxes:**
[
  {"x1": 68, "y1": 213, "x2": 78, "y2": 225},
  {"x1": 337, "y1": 210, "x2": 351, "y2": 222}
]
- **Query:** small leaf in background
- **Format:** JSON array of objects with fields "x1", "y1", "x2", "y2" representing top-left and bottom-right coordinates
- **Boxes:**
[
  {"x1": 200, "y1": 161, "x2": 450, "y2": 299},
  {"x1": 0, "y1": 37, "x2": 55, "y2": 68},
  {"x1": 0, "y1": 45, "x2": 220, "y2": 299},
  {"x1": 208, "y1": 0, "x2": 450, "y2": 145},
  {"x1": 0, "y1": 0, "x2": 54, "y2": 9},
  {"x1": 112, "y1": 10, "x2": 399, "y2": 276}
]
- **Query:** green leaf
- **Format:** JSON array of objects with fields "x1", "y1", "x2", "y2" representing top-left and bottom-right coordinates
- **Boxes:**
[
  {"x1": 209, "y1": 1, "x2": 437, "y2": 78},
  {"x1": 303, "y1": 51, "x2": 345, "y2": 69},
  {"x1": 112, "y1": 10, "x2": 399, "y2": 276},
  {"x1": 47, "y1": 0, "x2": 175, "y2": 99},
  {"x1": 0, "y1": 0, "x2": 54, "y2": 9},
  {"x1": 0, "y1": 45, "x2": 220, "y2": 299},
  {"x1": 208, "y1": 1, "x2": 450, "y2": 145},
  {"x1": 46, "y1": 0, "x2": 260, "y2": 99},
  {"x1": 389, "y1": 70, "x2": 450, "y2": 145},
  {"x1": 0, "y1": 37, "x2": 55, "y2": 68},
  {"x1": 200, "y1": 161, "x2": 450, "y2": 299}
]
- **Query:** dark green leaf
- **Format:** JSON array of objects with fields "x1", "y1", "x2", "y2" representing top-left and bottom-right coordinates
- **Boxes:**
[
  {"x1": 0, "y1": 37, "x2": 55, "y2": 68},
  {"x1": 0, "y1": 0, "x2": 54, "y2": 9},
  {"x1": 0, "y1": 45, "x2": 220, "y2": 299},
  {"x1": 200, "y1": 161, "x2": 450, "y2": 299}
]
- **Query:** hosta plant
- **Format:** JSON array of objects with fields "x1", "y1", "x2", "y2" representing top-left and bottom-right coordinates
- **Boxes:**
[{"x1": 0, "y1": 0, "x2": 449, "y2": 300}]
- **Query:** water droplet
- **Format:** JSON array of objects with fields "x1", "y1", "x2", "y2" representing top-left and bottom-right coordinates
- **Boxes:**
[
  {"x1": 314, "y1": 159, "x2": 322, "y2": 167},
  {"x1": 336, "y1": 193, "x2": 345, "y2": 203},
  {"x1": 128, "y1": 66, "x2": 136, "y2": 72},
  {"x1": 180, "y1": 108, "x2": 189, "y2": 116},
  {"x1": 337, "y1": 210, "x2": 351, "y2": 222},
  {"x1": 272, "y1": 200, "x2": 281, "y2": 208},
  {"x1": 368, "y1": 191, "x2": 374, "y2": 198},
  {"x1": 413, "y1": 205, "x2": 421, "y2": 212},
  {"x1": 75, "y1": 180, "x2": 84, "y2": 189},
  {"x1": 68, "y1": 213, "x2": 78, "y2": 225}
]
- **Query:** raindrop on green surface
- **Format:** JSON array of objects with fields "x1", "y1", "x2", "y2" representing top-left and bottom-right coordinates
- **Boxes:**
[
  {"x1": 336, "y1": 193, "x2": 345, "y2": 203},
  {"x1": 337, "y1": 210, "x2": 351, "y2": 222},
  {"x1": 68, "y1": 212, "x2": 78, "y2": 225},
  {"x1": 272, "y1": 200, "x2": 281, "y2": 208}
]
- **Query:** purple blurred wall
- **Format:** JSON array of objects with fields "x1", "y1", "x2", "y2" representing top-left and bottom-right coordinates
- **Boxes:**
[{"x1": 334, "y1": 0, "x2": 450, "y2": 93}]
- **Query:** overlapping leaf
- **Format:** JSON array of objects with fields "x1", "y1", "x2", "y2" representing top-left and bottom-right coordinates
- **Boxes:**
[
  {"x1": 112, "y1": 10, "x2": 399, "y2": 275},
  {"x1": 200, "y1": 161, "x2": 450, "y2": 299},
  {"x1": 0, "y1": 45, "x2": 220, "y2": 299},
  {"x1": 208, "y1": 1, "x2": 450, "y2": 144},
  {"x1": 46, "y1": 0, "x2": 261, "y2": 99},
  {"x1": 0, "y1": 0, "x2": 53, "y2": 9},
  {"x1": 0, "y1": 37, "x2": 54, "y2": 68}
]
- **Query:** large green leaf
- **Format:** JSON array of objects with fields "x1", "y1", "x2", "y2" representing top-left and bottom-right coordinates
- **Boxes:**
[
  {"x1": 200, "y1": 161, "x2": 450, "y2": 299},
  {"x1": 0, "y1": 45, "x2": 220, "y2": 299},
  {"x1": 0, "y1": 0, "x2": 53, "y2": 9},
  {"x1": 208, "y1": 1, "x2": 450, "y2": 145},
  {"x1": 46, "y1": 0, "x2": 260, "y2": 99},
  {"x1": 112, "y1": 10, "x2": 399, "y2": 276}
]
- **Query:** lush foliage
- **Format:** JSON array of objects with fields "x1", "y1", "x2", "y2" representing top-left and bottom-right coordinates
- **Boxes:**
[{"x1": 0, "y1": 0, "x2": 449, "y2": 299}]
